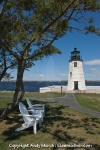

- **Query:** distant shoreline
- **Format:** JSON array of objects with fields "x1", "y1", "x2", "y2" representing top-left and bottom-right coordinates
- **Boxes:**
[
  {"x1": 0, "y1": 91, "x2": 37, "y2": 93},
  {"x1": 0, "y1": 80, "x2": 100, "y2": 82},
  {"x1": 0, "y1": 81, "x2": 100, "y2": 92}
]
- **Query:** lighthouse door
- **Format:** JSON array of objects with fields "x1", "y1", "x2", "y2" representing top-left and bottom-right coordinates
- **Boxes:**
[{"x1": 74, "y1": 81, "x2": 78, "y2": 90}]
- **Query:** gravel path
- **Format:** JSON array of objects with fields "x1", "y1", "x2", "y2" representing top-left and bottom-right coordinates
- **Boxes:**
[
  {"x1": 30, "y1": 94, "x2": 100, "y2": 119},
  {"x1": 1, "y1": 94, "x2": 100, "y2": 118}
]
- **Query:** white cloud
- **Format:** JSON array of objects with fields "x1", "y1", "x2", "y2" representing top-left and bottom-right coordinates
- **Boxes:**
[
  {"x1": 85, "y1": 67, "x2": 100, "y2": 80},
  {"x1": 87, "y1": 68, "x2": 100, "y2": 79},
  {"x1": 84, "y1": 59, "x2": 100, "y2": 65},
  {"x1": 89, "y1": 68, "x2": 97, "y2": 71},
  {"x1": 58, "y1": 73, "x2": 67, "y2": 77},
  {"x1": 39, "y1": 74, "x2": 44, "y2": 77},
  {"x1": 89, "y1": 68, "x2": 100, "y2": 72},
  {"x1": 23, "y1": 73, "x2": 45, "y2": 81}
]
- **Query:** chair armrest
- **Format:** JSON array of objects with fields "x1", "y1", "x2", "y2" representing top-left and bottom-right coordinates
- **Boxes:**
[
  {"x1": 18, "y1": 114, "x2": 22, "y2": 116},
  {"x1": 27, "y1": 109, "x2": 33, "y2": 112},
  {"x1": 32, "y1": 104, "x2": 45, "y2": 108},
  {"x1": 32, "y1": 104, "x2": 45, "y2": 106},
  {"x1": 32, "y1": 105, "x2": 45, "y2": 109},
  {"x1": 23, "y1": 114, "x2": 37, "y2": 119},
  {"x1": 28, "y1": 107, "x2": 44, "y2": 111}
]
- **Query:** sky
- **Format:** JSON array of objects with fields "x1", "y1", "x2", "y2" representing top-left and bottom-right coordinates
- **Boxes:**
[{"x1": 10, "y1": 12, "x2": 100, "y2": 81}]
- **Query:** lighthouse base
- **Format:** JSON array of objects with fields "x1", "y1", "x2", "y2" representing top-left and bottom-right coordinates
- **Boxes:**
[{"x1": 40, "y1": 86, "x2": 100, "y2": 94}]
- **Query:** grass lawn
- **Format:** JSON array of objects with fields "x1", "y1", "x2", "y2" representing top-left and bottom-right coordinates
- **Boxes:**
[
  {"x1": 0, "y1": 91, "x2": 65, "y2": 98},
  {"x1": 0, "y1": 97, "x2": 100, "y2": 150},
  {"x1": 75, "y1": 94, "x2": 100, "y2": 112}
]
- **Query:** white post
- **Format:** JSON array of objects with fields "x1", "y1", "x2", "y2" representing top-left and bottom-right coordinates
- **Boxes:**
[{"x1": 33, "y1": 121, "x2": 37, "y2": 134}]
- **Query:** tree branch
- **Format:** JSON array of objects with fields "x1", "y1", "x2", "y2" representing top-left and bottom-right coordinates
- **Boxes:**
[
  {"x1": 0, "y1": 0, "x2": 8, "y2": 16},
  {"x1": 67, "y1": 4, "x2": 78, "y2": 23},
  {"x1": 1, "y1": 41, "x2": 20, "y2": 60},
  {"x1": 2, "y1": 51, "x2": 7, "y2": 69},
  {"x1": 0, "y1": 68, "x2": 7, "y2": 81},
  {"x1": 68, "y1": 26, "x2": 87, "y2": 32},
  {"x1": 23, "y1": 0, "x2": 77, "y2": 54},
  {"x1": 24, "y1": 35, "x2": 58, "y2": 60}
]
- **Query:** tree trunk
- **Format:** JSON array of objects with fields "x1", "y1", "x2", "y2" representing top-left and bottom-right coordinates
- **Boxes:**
[
  {"x1": 18, "y1": 80, "x2": 25, "y2": 101},
  {"x1": 12, "y1": 59, "x2": 25, "y2": 104},
  {"x1": 0, "y1": 59, "x2": 25, "y2": 119}
]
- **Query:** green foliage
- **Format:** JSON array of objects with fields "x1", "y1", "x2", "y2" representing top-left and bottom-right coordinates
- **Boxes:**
[
  {"x1": 85, "y1": 25, "x2": 100, "y2": 35},
  {"x1": 0, "y1": 50, "x2": 16, "y2": 81},
  {"x1": 1, "y1": 72, "x2": 13, "y2": 81},
  {"x1": 88, "y1": 18, "x2": 94, "y2": 23},
  {"x1": 83, "y1": 0, "x2": 100, "y2": 11},
  {"x1": 0, "y1": 0, "x2": 100, "y2": 60},
  {"x1": 0, "y1": 0, "x2": 100, "y2": 120},
  {"x1": 0, "y1": 0, "x2": 100, "y2": 79}
]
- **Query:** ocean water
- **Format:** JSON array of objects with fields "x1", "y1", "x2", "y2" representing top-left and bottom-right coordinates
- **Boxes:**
[{"x1": 0, "y1": 81, "x2": 100, "y2": 92}]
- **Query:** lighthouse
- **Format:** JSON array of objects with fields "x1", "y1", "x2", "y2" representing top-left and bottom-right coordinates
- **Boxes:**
[{"x1": 67, "y1": 48, "x2": 86, "y2": 91}]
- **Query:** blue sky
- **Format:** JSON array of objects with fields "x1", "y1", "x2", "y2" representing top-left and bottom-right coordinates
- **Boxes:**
[{"x1": 11, "y1": 12, "x2": 100, "y2": 81}]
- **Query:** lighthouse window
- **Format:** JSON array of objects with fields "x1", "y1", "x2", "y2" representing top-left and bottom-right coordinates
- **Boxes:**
[
  {"x1": 70, "y1": 72, "x2": 72, "y2": 77},
  {"x1": 74, "y1": 62, "x2": 77, "y2": 67}
]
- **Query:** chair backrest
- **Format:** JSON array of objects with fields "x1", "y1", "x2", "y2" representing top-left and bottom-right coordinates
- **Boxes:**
[
  {"x1": 26, "y1": 98, "x2": 44, "y2": 109},
  {"x1": 26, "y1": 98, "x2": 33, "y2": 109},
  {"x1": 19, "y1": 102, "x2": 32, "y2": 123},
  {"x1": 26, "y1": 98, "x2": 37, "y2": 116}
]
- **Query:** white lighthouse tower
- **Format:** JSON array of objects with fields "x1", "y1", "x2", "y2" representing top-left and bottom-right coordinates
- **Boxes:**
[{"x1": 67, "y1": 48, "x2": 86, "y2": 91}]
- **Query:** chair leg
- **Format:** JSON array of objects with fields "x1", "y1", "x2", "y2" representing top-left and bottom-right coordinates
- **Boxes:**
[
  {"x1": 39, "y1": 120, "x2": 42, "y2": 127},
  {"x1": 33, "y1": 121, "x2": 37, "y2": 134},
  {"x1": 43, "y1": 112, "x2": 45, "y2": 117},
  {"x1": 42, "y1": 116, "x2": 43, "y2": 122}
]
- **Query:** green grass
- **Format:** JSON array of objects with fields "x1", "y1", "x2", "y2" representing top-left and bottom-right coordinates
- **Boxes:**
[
  {"x1": 0, "y1": 91, "x2": 65, "y2": 98},
  {"x1": 25, "y1": 92, "x2": 65, "y2": 98},
  {"x1": 75, "y1": 94, "x2": 100, "y2": 112},
  {"x1": 0, "y1": 97, "x2": 100, "y2": 150},
  {"x1": 0, "y1": 97, "x2": 12, "y2": 109},
  {"x1": 0, "y1": 91, "x2": 14, "y2": 96},
  {"x1": 0, "y1": 92, "x2": 65, "y2": 114}
]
